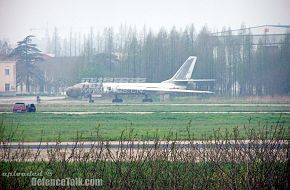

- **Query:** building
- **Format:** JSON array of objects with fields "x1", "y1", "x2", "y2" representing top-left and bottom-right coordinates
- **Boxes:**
[{"x1": 0, "y1": 60, "x2": 16, "y2": 96}]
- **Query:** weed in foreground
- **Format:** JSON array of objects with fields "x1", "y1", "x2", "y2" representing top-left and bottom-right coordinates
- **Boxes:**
[{"x1": 0, "y1": 119, "x2": 289, "y2": 190}]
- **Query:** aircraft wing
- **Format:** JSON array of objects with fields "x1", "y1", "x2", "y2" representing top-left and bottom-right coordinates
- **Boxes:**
[
  {"x1": 145, "y1": 88, "x2": 214, "y2": 94},
  {"x1": 113, "y1": 86, "x2": 214, "y2": 94}
]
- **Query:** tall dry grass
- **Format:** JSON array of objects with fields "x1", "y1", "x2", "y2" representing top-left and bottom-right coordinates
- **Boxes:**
[{"x1": 0, "y1": 119, "x2": 289, "y2": 190}]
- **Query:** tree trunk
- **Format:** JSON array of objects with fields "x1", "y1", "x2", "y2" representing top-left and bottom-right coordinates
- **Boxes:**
[{"x1": 26, "y1": 75, "x2": 30, "y2": 93}]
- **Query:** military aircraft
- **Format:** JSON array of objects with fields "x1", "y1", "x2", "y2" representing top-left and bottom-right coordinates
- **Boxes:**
[{"x1": 66, "y1": 56, "x2": 214, "y2": 102}]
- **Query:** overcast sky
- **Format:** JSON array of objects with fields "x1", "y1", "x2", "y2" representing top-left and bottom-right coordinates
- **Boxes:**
[{"x1": 1, "y1": 0, "x2": 290, "y2": 44}]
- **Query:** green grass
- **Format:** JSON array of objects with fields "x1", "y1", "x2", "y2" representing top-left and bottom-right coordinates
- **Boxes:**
[
  {"x1": 1, "y1": 112, "x2": 289, "y2": 141},
  {"x1": 27, "y1": 103, "x2": 290, "y2": 112},
  {"x1": 1, "y1": 102, "x2": 290, "y2": 112},
  {"x1": 170, "y1": 95, "x2": 290, "y2": 104}
]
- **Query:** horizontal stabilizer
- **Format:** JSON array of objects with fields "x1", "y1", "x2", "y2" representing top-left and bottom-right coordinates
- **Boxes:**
[{"x1": 173, "y1": 79, "x2": 216, "y2": 82}]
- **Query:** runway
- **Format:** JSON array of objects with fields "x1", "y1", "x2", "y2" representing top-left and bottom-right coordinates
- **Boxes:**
[
  {"x1": 0, "y1": 96, "x2": 289, "y2": 106},
  {"x1": 1, "y1": 111, "x2": 289, "y2": 114},
  {"x1": 1, "y1": 140, "x2": 288, "y2": 162},
  {"x1": 1, "y1": 141, "x2": 288, "y2": 149},
  {"x1": 87, "y1": 103, "x2": 290, "y2": 107}
]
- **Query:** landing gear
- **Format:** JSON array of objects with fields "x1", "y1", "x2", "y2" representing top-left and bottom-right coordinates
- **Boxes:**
[
  {"x1": 112, "y1": 95, "x2": 123, "y2": 103},
  {"x1": 36, "y1": 96, "x2": 41, "y2": 103},
  {"x1": 88, "y1": 94, "x2": 94, "y2": 103},
  {"x1": 142, "y1": 94, "x2": 153, "y2": 102}
]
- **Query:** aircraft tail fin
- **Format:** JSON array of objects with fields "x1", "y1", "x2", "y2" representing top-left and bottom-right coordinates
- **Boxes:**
[{"x1": 168, "y1": 56, "x2": 197, "y2": 81}]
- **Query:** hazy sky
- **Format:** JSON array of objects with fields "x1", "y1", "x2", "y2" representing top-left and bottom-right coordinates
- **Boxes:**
[{"x1": 1, "y1": 0, "x2": 290, "y2": 44}]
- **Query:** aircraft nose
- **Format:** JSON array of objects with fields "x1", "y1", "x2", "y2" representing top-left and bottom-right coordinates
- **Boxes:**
[
  {"x1": 66, "y1": 87, "x2": 82, "y2": 98},
  {"x1": 66, "y1": 87, "x2": 73, "y2": 97}
]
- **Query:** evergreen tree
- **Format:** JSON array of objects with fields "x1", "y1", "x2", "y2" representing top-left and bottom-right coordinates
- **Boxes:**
[{"x1": 10, "y1": 35, "x2": 44, "y2": 92}]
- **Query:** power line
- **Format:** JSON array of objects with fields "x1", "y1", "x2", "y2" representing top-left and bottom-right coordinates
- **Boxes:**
[{"x1": 211, "y1": 24, "x2": 290, "y2": 35}]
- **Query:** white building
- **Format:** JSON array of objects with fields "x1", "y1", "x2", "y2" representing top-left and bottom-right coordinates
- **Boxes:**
[{"x1": 0, "y1": 60, "x2": 16, "y2": 96}]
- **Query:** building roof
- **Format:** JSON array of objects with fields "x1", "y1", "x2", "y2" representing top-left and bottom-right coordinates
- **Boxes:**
[{"x1": 0, "y1": 58, "x2": 16, "y2": 63}]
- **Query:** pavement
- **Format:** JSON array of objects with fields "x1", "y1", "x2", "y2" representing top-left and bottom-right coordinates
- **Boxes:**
[
  {"x1": 0, "y1": 96, "x2": 290, "y2": 106},
  {"x1": 1, "y1": 140, "x2": 288, "y2": 149},
  {"x1": 1, "y1": 111, "x2": 290, "y2": 114},
  {"x1": 1, "y1": 140, "x2": 288, "y2": 162}
]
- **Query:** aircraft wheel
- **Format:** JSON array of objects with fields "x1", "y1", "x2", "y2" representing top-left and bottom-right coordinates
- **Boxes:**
[
  {"x1": 112, "y1": 98, "x2": 123, "y2": 103},
  {"x1": 142, "y1": 98, "x2": 153, "y2": 102}
]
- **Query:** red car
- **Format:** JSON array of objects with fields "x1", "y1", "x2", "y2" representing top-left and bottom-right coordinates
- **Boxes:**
[{"x1": 12, "y1": 102, "x2": 27, "y2": 113}]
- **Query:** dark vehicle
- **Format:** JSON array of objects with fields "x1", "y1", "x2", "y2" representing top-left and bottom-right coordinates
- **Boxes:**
[
  {"x1": 12, "y1": 103, "x2": 27, "y2": 113},
  {"x1": 26, "y1": 104, "x2": 36, "y2": 112}
]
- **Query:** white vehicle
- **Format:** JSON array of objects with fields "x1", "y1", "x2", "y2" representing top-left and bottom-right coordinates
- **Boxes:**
[{"x1": 66, "y1": 56, "x2": 214, "y2": 102}]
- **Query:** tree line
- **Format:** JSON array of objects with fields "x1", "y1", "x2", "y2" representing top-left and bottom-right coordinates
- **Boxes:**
[{"x1": 1, "y1": 24, "x2": 289, "y2": 96}]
